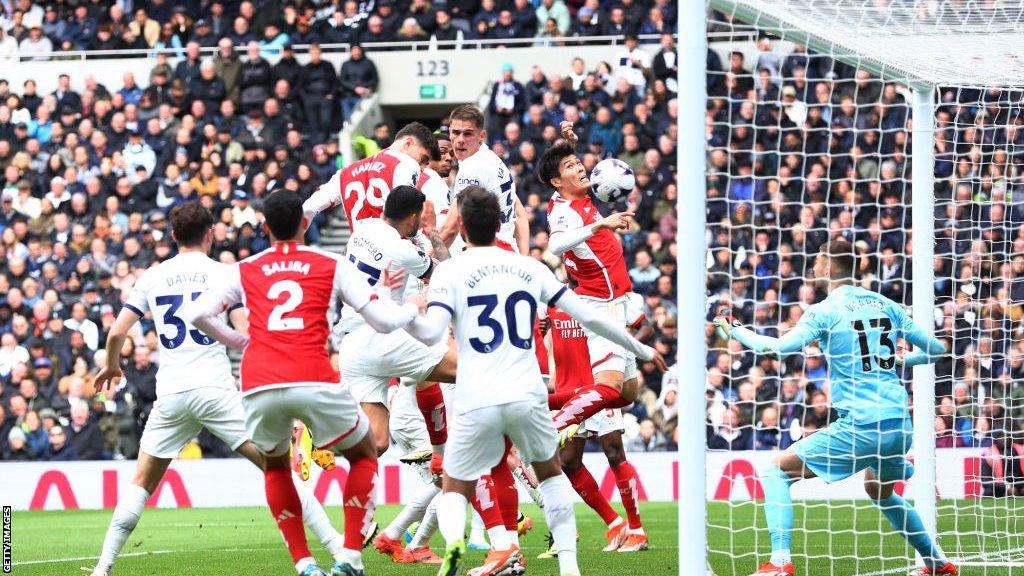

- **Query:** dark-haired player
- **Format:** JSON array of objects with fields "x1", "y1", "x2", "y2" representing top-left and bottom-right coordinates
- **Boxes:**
[
  {"x1": 189, "y1": 191, "x2": 421, "y2": 576},
  {"x1": 536, "y1": 122, "x2": 641, "y2": 445},
  {"x1": 91, "y1": 202, "x2": 346, "y2": 576},
  {"x1": 403, "y1": 186, "x2": 665, "y2": 576},
  {"x1": 303, "y1": 121, "x2": 436, "y2": 231}
]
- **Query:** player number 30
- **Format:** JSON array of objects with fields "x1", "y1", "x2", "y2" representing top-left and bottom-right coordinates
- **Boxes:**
[{"x1": 467, "y1": 290, "x2": 537, "y2": 353}]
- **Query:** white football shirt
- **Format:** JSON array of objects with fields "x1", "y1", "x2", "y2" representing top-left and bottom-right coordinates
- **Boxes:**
[
  {"x1": 426, "y1": 246, "x2": 568, "y2": 412},
  {"x1": 338, "y1": 217, "x2": 433, "y2": 333},
  {"x1": 123, "y1": 251, "x2": 237, "y2": 397},
  {"x1": 452, "y1": 146, "x2": 518, "y2": 251}
]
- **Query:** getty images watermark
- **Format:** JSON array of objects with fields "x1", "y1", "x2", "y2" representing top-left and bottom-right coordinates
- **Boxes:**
[{"x1": 2, "y1": 505, "x2": 10, "y2": 573}]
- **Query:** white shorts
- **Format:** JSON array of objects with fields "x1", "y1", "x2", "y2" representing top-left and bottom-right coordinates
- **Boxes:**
[
  {"x1": 339, "y1": 326, "x2": 448, "y2": 404},
  {"x1": 243, "y1": 384, "x2": 369, "y2": 457},
  {"x1": 581, "y1": 295, "x2": 638, "y2": 381},
  {"x1": 139, "y1": 387, "x2": 248, "y2": 459},
  {"x1": 444, "y1": 398, "x2": 557, "y2": 482},
  {"x1": 578, "y1": 407, "x2": 625, "y2": 438}
]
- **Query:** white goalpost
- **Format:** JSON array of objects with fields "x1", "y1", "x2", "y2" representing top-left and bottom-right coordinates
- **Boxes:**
[{"x1": 680, "y1": 1, "x2": 1024, "y2": 575}]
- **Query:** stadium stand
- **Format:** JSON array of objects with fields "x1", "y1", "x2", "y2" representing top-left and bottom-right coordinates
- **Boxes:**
[{"x1": 0, "y1": 2, "x2": 680, "y2": 461}]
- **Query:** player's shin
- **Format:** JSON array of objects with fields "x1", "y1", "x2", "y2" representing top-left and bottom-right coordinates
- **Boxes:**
[
  {"x1": 551, "y1": 383, "x2": 621, "y2": 430},
  {"x1": 409, "y1": 492, "x2": 442, "y2": 549},
  {"x1": 568, "y1": 467, "x2": 620, "y2": 526},
  {"x1": 265, "y1": 467, "x2": 316, "y2": 571},
  {"x1": 761, "y1": 465, "x2": 797, "y2": 566},
  {"x1": 538, "y1": 474, "x2": 581, "y2": 575},
  {"x1": 490, "y1": 452, "x2": 521, "y2": 545},
  {"x1": 341, "y1": 457, "x2": 379, "y2": 567},
  {"x1": 611, "y1": 461, "x2": 643, "y2": 531},
  {"x1": 385, "y1": 481, "x2": 440, "y2": 540},
  {"x1": 416, "y1": 382, "x2": 448, "y2": 452},
  {"x1": 437, "y1": 491, "x2": 470, "y2": 545},
  {"x1": 94, "y1": 483, "x2": 150, "y2": 573},
  {"x1": 875, "y1": 493, "x2": 948, "y2": 570},
  {"x1": 472, "y1": 475, "x2": 513, "y2": 550},
  {"x1": 294, "y1": 475, "x2": 345, "y2": 557}
]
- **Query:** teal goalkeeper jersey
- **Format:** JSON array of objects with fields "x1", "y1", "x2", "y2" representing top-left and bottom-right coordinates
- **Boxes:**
[{"x1": 733, "y1": 285, "x2": 946, "y2": 425}]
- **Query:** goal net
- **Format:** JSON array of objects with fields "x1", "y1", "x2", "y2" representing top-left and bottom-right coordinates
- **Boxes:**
[{"x1": 694, "y1": 1, "x2": 1024, "y2": 575}]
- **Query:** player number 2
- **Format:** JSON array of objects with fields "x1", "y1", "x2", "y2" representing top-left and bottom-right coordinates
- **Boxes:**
[
  {"x1": 467, "y1": 291, "x2": 537, "y2": 353},
  {"x1": 851, "y1": 318, "x2": 895, "y2": 371},
  {"x1": 267, "y1": 280, "x2": 304, "y2": 331}
]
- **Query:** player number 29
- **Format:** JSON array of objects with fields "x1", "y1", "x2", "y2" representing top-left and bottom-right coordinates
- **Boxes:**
[
  {"x1": 345, "y1": 177, "x2": 389, "y2": 220},
  {"x1": 467, "y1": 290, "x2": 537, "y2": 353},
  {"x1": 267, "y1": 280, "x2": 304, "y2": 331}
]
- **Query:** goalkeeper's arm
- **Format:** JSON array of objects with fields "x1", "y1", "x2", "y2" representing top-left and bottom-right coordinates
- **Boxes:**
[
  {"x1": 898, "y1": 323, "x2": 948, "y2": 367},
  {"x1": 714, "y1": 314, "x2": 817, "y2": 357}
]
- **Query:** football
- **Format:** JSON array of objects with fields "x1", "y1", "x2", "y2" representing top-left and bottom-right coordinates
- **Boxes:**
[{"x1": 590, "y1": 158, "x2": 636, "y2": 203}]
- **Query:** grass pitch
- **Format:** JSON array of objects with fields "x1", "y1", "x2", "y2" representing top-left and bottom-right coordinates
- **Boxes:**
[
  {"x1": 9, "y1": 503, "x2": 677, "y2": 575},
  {"x1": 707, "y1": 499, "x2": 1024, "y2": 576}
]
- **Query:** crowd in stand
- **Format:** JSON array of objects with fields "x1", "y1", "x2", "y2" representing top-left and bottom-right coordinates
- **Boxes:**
[
  {"x1": 0, "y1": 0, "x2": 674, "y2": 60},
  {"x1": 702, "y1": 29, "x2": 1024, "y2": 461},
  {"x1": 0, "y1": 2, "x2": 681, "y2": 459}
]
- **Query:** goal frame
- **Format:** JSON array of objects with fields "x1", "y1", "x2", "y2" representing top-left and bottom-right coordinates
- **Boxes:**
[{"x1": 678, "y1": 0, "x2": 941, "y2": 572}]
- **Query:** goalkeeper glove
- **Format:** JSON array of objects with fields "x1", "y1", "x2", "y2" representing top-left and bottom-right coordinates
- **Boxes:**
[{"x1": 712, "y1": 312, "x2": 741, "y2": 340}]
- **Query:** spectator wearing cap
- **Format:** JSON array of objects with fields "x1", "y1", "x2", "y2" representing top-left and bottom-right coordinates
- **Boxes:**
[
  {"x1": 488, "y1": 63, "x2": 526, "y2": 141},
  {"x1": 190, "y1": 18, "x2": 218, "y2": 48},
  {"x1": 376, "y1": 0, "x2": 403, "y2": 35},
  {"x1": 238, "y1": 41, "x2": 274, "y2": 113},
  {"x1": 122, "y1": 129, "x2": 156, "y2": 182},
  {"x1": 340, "y1": 44, "x2": 379, "y2": 122},
  {"x1": 231, "y1": 189, "x2": 258, "y2": 228},
  {"x1": 32, "y1": 357, "x2": 56, "y2": 400},
  {"x1": 4, "y1": 427, "x2": 32, "y2": 460}
]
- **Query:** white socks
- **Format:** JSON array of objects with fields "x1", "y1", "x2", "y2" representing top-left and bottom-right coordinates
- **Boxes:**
[
  {"x1": 437, "y1": 491, "x2": 469, "y2": 546},
  {"x1": 409, "y1": 492, "x2": 442, "y2": 548},
  {"x1": 384, "y1": 482, "x2": 440, "y2": 540},
  {"x1": 469, "y1": 508, "x2": 488, "y2": 545},
  {"x1": 486, "y1": 525, "x2": 512, "y2": 551},
  {"x1": 96, "y1": 484, "x2": 150, "y2": 572},
  {"x1": 539, "y1": 474, "x2": 579, "y2": 575},
  {"x1": 294, "y1": 475, "x2": 344, "y2": 557},
  {"x1": 770, "y1": 549, "x2": 792, "y2": 566}
]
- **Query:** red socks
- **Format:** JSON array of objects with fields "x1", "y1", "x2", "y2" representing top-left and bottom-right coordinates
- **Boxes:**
[
  {"x1": 548, "y1": 390, "x2": 575, "y2": 410},
  {"x1": 552, "y1": 384, "x2": 621, "y2": 430},
  {"x1": 343, "y1": 457, "x2": 378, "y2": 550},
  {"x1": 265, "y1": 467, "x2": 311, "y2": 563},
  {"x1": 472, "y1": 475, "x2": 504, "y2": 528},
  {"x1": 491, "y1": 441, "x2": 519, "y2": 531},
  {"x1": 416, "y1": 382, "x2": 447, "y2": 447},
  {"x1": 568, "y1": 467, "x2": 620, "y2": 526},
  {"x1": 612, "y1": 461, "x2": 642, "y2": 530}
]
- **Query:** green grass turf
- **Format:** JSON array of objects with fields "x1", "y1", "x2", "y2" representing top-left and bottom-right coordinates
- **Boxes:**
[
  {"x1": 9, "y1": 502, "x2": 678, "y2": 575},
  {"x1": 707, "y1": 499, "x2": 1024, "y2": 576}
]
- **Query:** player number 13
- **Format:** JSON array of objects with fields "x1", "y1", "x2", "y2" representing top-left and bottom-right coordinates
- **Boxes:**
[{"x1": 851, "y1": 318, "x2": 895, "y2": 371}]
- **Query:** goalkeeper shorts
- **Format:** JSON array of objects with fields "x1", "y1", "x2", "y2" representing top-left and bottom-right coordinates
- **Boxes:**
[{"x1": 794, "y1": 417, "x2": 914, "y2": 484}]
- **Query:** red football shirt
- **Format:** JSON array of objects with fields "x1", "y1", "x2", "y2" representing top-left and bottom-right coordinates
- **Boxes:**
[
  {"x1": 548, "y1": 307, "x2": 594, "y2": 393},
  {"x1": 547, "y1": 193, "x2": 632, "y2": 300}
]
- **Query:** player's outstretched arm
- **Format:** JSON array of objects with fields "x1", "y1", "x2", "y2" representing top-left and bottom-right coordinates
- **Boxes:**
[
  {"x1": 302, "y1": 170, "x2": 341, "y2": 220},
  {"x1": 897, "y1": 322, "x2": 948, "y2": 367},
  {"x1": 548, "y1": 212, "x2": 633, "y2": 256},
  {"x1": 554, "y1": 289, "x2": 666, "y2": 370},
  {"x1": 187, "y1": 274, "x2": 249, "y2": 350},
  {"x1": 714, "y1": 313, "x2": 816, "y2": 358},
  {"x1": 403, "y1": 304, "x2": 452, "y2": 347},
  {"x1": 336, "y1": 258, "x2": 418, "y2": 333},
  {"x1": 95, "y1": 308, "x2": 141, "y2": 393}
]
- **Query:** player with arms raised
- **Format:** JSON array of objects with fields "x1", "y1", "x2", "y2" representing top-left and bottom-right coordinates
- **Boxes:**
[
  {"x1": 90, "y1": 202, "x2": 346, "y2": 576},
  {"x1": 714, "y1": 239, "x2": 956, "y2": 576},
  {"x1": 303, "y1": 122, "x2": 436, "y2": 231},
  {"x1": 440, "y1": 105, "x2": 529, "y2": 253},
  {"x1": 537, "y1": 125, "x2": 643, "y2": 443},
  {"x1": 403, "y1": 187, "x2": 666, "y2": 576},
  {"x1": 189, "y1": 191, "x2": 420, "y2": 576}
]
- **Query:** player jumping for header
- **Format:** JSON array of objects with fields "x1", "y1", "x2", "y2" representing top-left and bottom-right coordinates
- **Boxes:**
[{"x1": 714, "y1": 239, "x2": 956, "y2": 576}]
